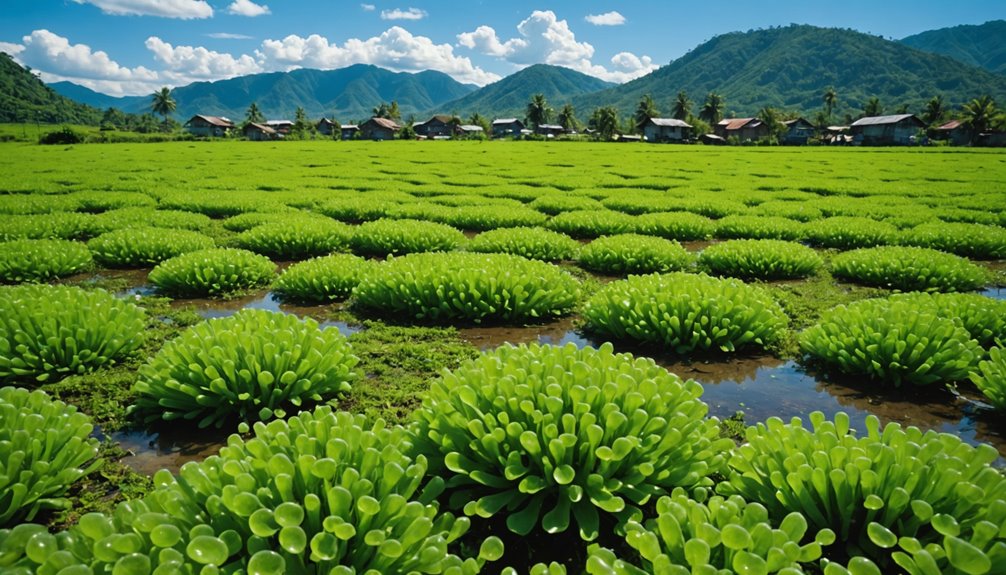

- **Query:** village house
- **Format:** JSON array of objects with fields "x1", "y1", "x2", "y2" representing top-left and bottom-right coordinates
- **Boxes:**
[
  {"x1": 265, "y1": 120, "x2": 293, "y2": 135},
  {"x1": 782, "y1": 118, "x2": 816, "y2": 145},
  {"x1": 183, "y1": 115, "x2": 234, "y2": 137},
  {"x1": 414, "y1": 115, "x2": 458, "y2": 138},
  {"x1": 714, "y1": 118, "x2": 769, "y2": 141},
  {"x1": 535, "y1": 124, "x2": 566, "y2": 138},
  {"x1": 640, "y1": 118, "x2": 693, "y2": 142},
  {"x1": 456, "y1": 125, "x2": 485, "y2": 138},
  {"x1": 316, "y1": 118, "x2": 339, "y2": 137},
  {"x1": 341, "y1": 124, "x2": 359, "y2": 140},
  {"x1": 491, "y1": 118, "x2": 525, "y2": 138},
  {"x1": 359, "y1": 117, "x2": 400, "y2": 140},
  {"x1": 850, "y1": 114, "x2": 925, "y2": 145},
  {"x1": 243, "y1": 122, "x2": 278, "y2": 141},
  {"x1": 931, "y1": 120, "x2": 971, "y2": 146}
]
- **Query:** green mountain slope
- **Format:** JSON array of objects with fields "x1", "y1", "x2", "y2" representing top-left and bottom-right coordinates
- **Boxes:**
[
  {"x1": 572, "y1": 24, "x2": 1006, "y2": 119},
  {"x1": 436, "y1": 64, "x2": 614, "y2": 119},
  {"x1": 0, "y1": 53, "x2": 101, "y2": 124},
  {"x1": 49, "y1": 64, "x2": 478, "y2": 122},
  {"x1": 900, "y1": 20, "x2": 1006, "y2": 76}
]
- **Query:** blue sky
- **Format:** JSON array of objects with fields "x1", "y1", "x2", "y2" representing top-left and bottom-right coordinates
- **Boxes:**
[{"x1": 1, "y1": 0, "x2": 1003, "y2": 96}]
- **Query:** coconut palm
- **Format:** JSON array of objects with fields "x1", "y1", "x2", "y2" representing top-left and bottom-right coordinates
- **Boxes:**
[
  {"x1": 150, "y1": 87, "x2": 176, "y2": 131},
  {"x1": 245, "y1": 102, "x2": 265, "y2": 124},
  {"x1": 863, "y1": 97, "x2": 884, "y2": 118},
  {"x1": 922, "y1": 95, "x2": 945, "y2": 126},
  {"x1": 557, "y1": 103, "x2": 579, "y2": 131},
  {"x1": 634, "y1": 94, "x2": 659, "y2": 129},
  {"x1": 526, "y1": 93, "x2": 552, "y2": 129},
  {"x1": 589, "y1": 106, "x2": 619, "y2": 140},
  {"x1": 672, "y1": 91, "x2": 691, "y2": 120},
  {"x1": 823, "y1": 87, "x2": 837, "y2": 120},
  {"x1": 962, "y1": 95, "x2": 1000, "y2": 144},
  {"x1": 699, "y1": 93, "x2": 725, "y2": 125}
]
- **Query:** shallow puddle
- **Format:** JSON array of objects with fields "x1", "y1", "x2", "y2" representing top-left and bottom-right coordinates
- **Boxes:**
[{"x1": 102, "y1": 425, "x2": 232, "y2": 476}]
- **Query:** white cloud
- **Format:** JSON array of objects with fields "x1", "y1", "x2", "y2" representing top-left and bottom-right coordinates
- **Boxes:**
[
  {"x1": 585, "y1": 11, "x2": 625, "y2": 26},
  {"x1": 207, "y1": 33, "x2": 254, "y2": 40},
  {"x1": 227, "y1": 0, "x2": 270, "y2": 17},
  {"x1": 146, "y1": 36, "x2": 262, "y2": 83},
  {"x1": 380, "y1": 7, "x2": 426, "y2": 20},
  {"x1": 0, "y1": 42, "x2": 25, "y2": 56},
  {"x1": 256, "y1": 27, "x2": 499, "y2": 85},
  {"x1": 457, "y1": 10, "x2": 656, "y2": 83},
  {"x1": 361, "y1": 3, "x2": 375, "y2": 10},
  {"x1": 70, "y1": 0, "x2": 212, "y2": 19}
]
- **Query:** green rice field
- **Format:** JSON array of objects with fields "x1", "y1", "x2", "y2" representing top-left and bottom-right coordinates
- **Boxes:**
[{"x1": 1, "y1": 140, "x2": 1005, "y2": 574}]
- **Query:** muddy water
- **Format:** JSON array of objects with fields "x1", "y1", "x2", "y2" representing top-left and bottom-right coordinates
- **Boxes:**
[{"x1": 101, "y1": 425, "x2": 232, "y2": 476}]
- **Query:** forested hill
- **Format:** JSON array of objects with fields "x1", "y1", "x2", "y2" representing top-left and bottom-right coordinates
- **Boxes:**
[
  {"x1": 900, "y1": 20, "x2": 1006, "y2": 76},
  {"x1": 572, "y1": 24, "x2": 1006, "y2": 119},
  {"x1": 436, "y1": 64, "x2": 614, "y2": 119},
  {"x1": 0, "y1": 52, "x2": 101, "y2": 124}
]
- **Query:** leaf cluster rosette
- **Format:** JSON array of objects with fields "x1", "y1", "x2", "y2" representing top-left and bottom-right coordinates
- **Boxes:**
[
  {"x1": 0, "y1": 408, "x2": 502, "y2": 574},
  {"x1": 132, "y1": 309, "x2": 359, "y2": 428},
  {"x1": 0, "y1": 386, "x2": 101, "y2": 526},
  {"x1": 633, "y1": 212, "x2": 716, "y2": 241},
  {"x1": 529, "y1": 194, "x2": 604, "y2": 215},
  {"x1": 583, "y1": 272, "x2": 788, "y2": 353},
  {"x1": 0, "y1": 285, "x2": 146, "y2": 383},
  {"x1": 443, "y1": 205, "x2": 548, "y2": 231},
  {"x1": 546, "y1": 210, "x2": 637, "y2": 239},
  {"x1": 578, "y1": 234, "x2": 693, "y2": 275},
  {"x1": 350, "y1": 218, "x2": 465, "y2": 256},
  {"x1": 715, "y1": 215, "x2": 806, "y2": 241},
  {"x1": 799, "y1": 296, "x2": 982, "y2": 386},
  {"x1": 0, "y1": 212, "x2": 96, "y2": 242},
  {"x1": 70, "y1": 191, "x2": 156, "y2": 213},
  {"x1": 890, "y1": 292, "x2": 1006, "y2": 349},
  {"x1": 719, "y1": 411, "x2": 1006, "y2": 571},
  {"x1": 149, "y1": 248, "x2": 276, "y2": 297},
  {"x1": 220, "y1": 210, "x2": 322, "y2": 232},
  {"x1": 830, "y1": 246, "x2": 988, "y2": 293},
  {"x1": 804, "y1": 217, "x2": 897, "y2": 250},
  {"x1": 273, "y1": 253, "x2": 372, "y2": 303},
  {"x1": 316, "y1": 197, "x2": 396, "y2": 223},
  {"x1": 0, "y1": 239, "x2": 93, "y2": 283},
  {"x1": 92, "y1": 207, "x2": 211, "y2": 234},
  {"x1": 900, "y1": 221, "x2": 1006, "y2": 260},
  {"x1": 586, "y1": 488, "x2": 836, "y2": 575},
  {"x1": 236, "y1": 219, "x2": 352, "y2": 260},
  {"x1": 699, "y1": 239, "x2": 823, "y2": 280},
  {"x1": 971, "y1": 346, "x2": 1006, "y2": 411},
  {"x1": 752, "y1": 200, "x2": 823, "y2": 222},
  {"x1": 468, "y1": 227, "x2": 579, "y2": 262},
  {"x1": 87, "y1": 226, "x2": 215, "y2": 268},
  {"x1": 411, "y1": 342, "x2": 731, "y2": 540},
  {"x1": 353, "y1": 252, "x2": 581, "y2": 323}
]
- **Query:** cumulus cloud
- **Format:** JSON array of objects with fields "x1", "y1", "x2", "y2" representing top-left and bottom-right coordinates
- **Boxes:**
[
  {"x1": 380, "y1": 7, "x2": 427, "y2": 20},
  {"x1": 457, "y1": 10, "x2": 656, "y2": 83},
  {"x1": 0, "y1": 42, "x2": 25, "y2": 56},
  {"x1": 361, "y1": 3, "x2": 375, "y2": 10},
  {"x1": 146, "y1": 36, "x2": 262, "y2": 83},
  {"x1": 206, "y1": 33, "x2": 254, "y2": 40},
  {"x1": 227, "y1": 0, "x2": 270, "y2": 17},
  {"x1": 256, "y1": 27, "x2": 499, "y2": 85},
  {"x1": 585, "y1": 11, "x2": 625, "y2": 26},
  {"x1": 70, "y1": 0, "x2": 212, "y2": 19}
]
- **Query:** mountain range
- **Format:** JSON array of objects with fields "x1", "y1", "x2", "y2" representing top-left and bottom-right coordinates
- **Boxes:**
[{"x1": 19, "y1": 20, "x2": 1006, "y2": 125}]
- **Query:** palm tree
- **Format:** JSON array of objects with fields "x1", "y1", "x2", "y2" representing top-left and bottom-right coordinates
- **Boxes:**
[
  {"x1": 245, "y1": 102, "x2": 265, "y2": 124},
  {"x1": 671, "y1": 91, "x2": 691, "y2": 120},
  {"x1": 526, "y1": 93, "x2": 552, "y2": 129},
  {"x1": 589, "y1": 106, "x2": 619, "y2": 140},
  {"x1": 557, "y1": 103, "x2": 579, "y2": 131},
  {"x1": 372, "y1": 103, "x2": 391, "y2": 119},
  {"x1": 468, "y1": 112, "x2": 490, "y2": 133},
  {"x1": 758, "y1": 106, "x2": 785, "y2": 141},
  {"x1": 699, "y1": 93, "x2": 725, "y2": 125},
  {"x1": 150, "y1": 87, "x2": 176, "y2": 131},
  {"x1": 962, "y1": 95, "x2": 999, "y2": 144},
  {"x1": 922, "y1": 95, "x2": 945, "y2": 126},
  {"x1": 863, "y1": 97, "x2": 883, "y2": 118},
  {"x1": 823, "y1": 87, "x2": 837, "y2": 120},
  {"x1": 634, "y1": 94, "x2": 659, "y2": 130}
]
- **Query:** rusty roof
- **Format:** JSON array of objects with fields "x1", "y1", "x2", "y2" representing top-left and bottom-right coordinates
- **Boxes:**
[
  {"x1": 187, "y1": 115, "x2": 234, "y2": 128},
  {"x1": 718, "y1": 118, "x2": 760, "y2": 131},
  {"x1": 245, "y1": 122, "x2": 276, "y2": 134},
  {"x1": 935, "y1": 119, "x2": 964, "y2": 130},
  {"x1": 365, "y1": 117, "x2": 401, "y2": 130}
]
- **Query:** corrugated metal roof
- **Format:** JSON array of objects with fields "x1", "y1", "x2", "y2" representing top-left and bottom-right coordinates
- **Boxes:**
[
  {"x1": 648, "y1": 118, "x2": 692, "y2": 128},
  {"x1": 366, "y1": 117, "x2": 401, "y2": 130},
  {"x1": 850, "y1": 114, "x2": 917, "y2": 127},
  {"x1": 718, "y1": 118, "x2": 759, "y2": 131},
  {"x1": 190, "y1": 115, "x2": 234, "y2": 127},
  {"x1": 538, "y1": 124, "x2": 564, "y2": 130},
  {"x1": 458, "y1": 125, "x2": 484, "y2": 131},
  {"x1": 935, "y1": 119, "x2": 963, "y2": 130},
  {"x1": 245, "y1": 122, "x2": 276, "y2": 134},
  {"x1": 492, "y1": 118, "x2": 521, "y2": 125}
]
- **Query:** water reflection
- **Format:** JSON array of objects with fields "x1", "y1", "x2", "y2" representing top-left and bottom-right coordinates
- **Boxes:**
[{"x1": 104, "y1": 425, "x2": 232, "y2": 476}]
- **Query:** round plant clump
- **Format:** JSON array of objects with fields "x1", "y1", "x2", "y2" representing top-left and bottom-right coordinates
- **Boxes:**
[
  {"x1": 900, "y1": 221, "x2": 1006, "y2": 259},
  {"x1": 0, "y1": 238, "x2": 93, "y2": 283},
  {"x1": 583, "y1": 272, "x2": 788, "y2": 354},
  {"x1": 545, "y1": 209, "x2": 637, "y2": 239},
  {"x1": 578, "y1": 234, "x2": 693, "y2": 275},
  {"x1": 972, "y1": 346, "x2": 1006, "y2": 410},
  {"x1": 804, "y1": 216, "x2": 897, "y2": 250},
  {"x1": 92, "y1": 207, "x2": 212, "y2": 233},
  {"x1": 468, "y1": 226, "x2": 580, "y2": 262},
  {"x1": 149, "y1": 248, "x2": 276, "y2": 297},
  {"x1": 529, "y1": 194, "x2": 604, "y2": 215},
  {"x1": 444, "y1": 205, "x2": 548, "y2": 231},
  {"x1": 132, "y1": 309, "x2": 359, "y2": 428},
  {"x1": 88, "y1": 226, "x2": 215, "y2": 267},
  {"x1": 0, "y1": 386, "x2": 100, "y2": 526},
  {"x1": 714, "y1": 215, "x2": 805, "y2": 241},
  {"x1": 699, "y1": 239, "x2": 823, "y2": 280},
  {"x1": 0, "y1": 284, "x2": 146, "y2": 383},
  {"x1": 236, "y1": 219, "x2": 352, "y2": 260},
  {"x1": 412, "y1": 342, "x2": 732, "y2": 539},
  {"x1": 351, "y1": 218, "x2": 465, "y2": 256},
  {"x1": 799, "y1": 296, "x2": 982, "y2": 386},
  {"x1": 0, "y1": 212, "x2": 96, "y2": 242},
  {"x1": 830, "y1": 246, "x2": 988, "y2": 293},
  {"x1": 273, "y1": 253, "x2": 371, "y2": 303},
  {"x1": 353, "y1": 252, "x2": 581, "y2": 323},
  {"x1": 633, "y1": 211, "x2": 716, "y2": 241}
]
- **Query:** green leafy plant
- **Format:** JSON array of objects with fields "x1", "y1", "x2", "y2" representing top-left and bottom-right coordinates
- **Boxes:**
[
  {"x1": 351, "y1": 218, "x2": 465, "y2": 256},
  {"x1": 0, "y1": 408, "x2": 501, "y2": 574},
  {"x1": 699, "y1": 239, "x2": 823, "y2": 280},
  {"x1": 316, "y1": 196, "x2": 397, "y2": 222},
  {"x1": 0, "y1": 212, "x2": 96, "y2": 242},
  {"x1": 444, "y1": 205, "x2": 548, "y2": 231},
  {"x1": 88, "y1": 226, "x2": 215, "y2": 267},
  {"x1": 354, "y1": 252, "x2": 581, "y2": 323},
  {"x1": 971, "y1": 346, "x2": 1006, "y2": 410},
  {"x1": 132, "y1": 309, "x2": 358, "y2": 428},
  {"x1": 0, "y1": 285, "x2": 146, "y2": 383},
  {"x1": 901, "y1": 221, "x2": 1006, "y2": 260},
  {"x1": 92, "y1": 207, "x2": 211, "y2": 233},
  {"x1": 715, "y1": 215, "x2": 805, "y2": 241},
  {"x1": 546, "y1": 210, "x2": 637, "y2": 239},
  {"x1": 69, "y1": 191, "x2": 156, "y2": 213},
  {"x1": 633, "y1": 212, "x2": 716, "y2": 241},
  {"x1": 830, "y1": 246, "x2": 988, "y2": 293},
  {"x1": 800, "y1": 296, "x2": 982, "y2": 386},
  {"x1": 237, "y1": 219, "x2": 352, "y2": 260},
  {"x1": 273, "y1": 253, "x2": 372, "y2": 303},
  {"x1": 530, "y1": 194, "x2": 604, "y2": 215},
  {"x1": 468, "y1": 227, "x2": 580, "y2": 262},
  {"x1": 888, "y1": 292, "x2": 1006, "y2": 349},
  {"x1": 412, "y1": 342, "x2": 731, "y2": 539},
  {"x1": 752, "y1": 200, "x2": 823, "y2": 222},
  {"x1": 583, "y1": 272, "x2": 787, "y2": 353},
  {"x1": 0, "y1": 386, "x2": 101, "y2": 526},
  {"x1": 0, "y1": 239, "x2": 93, "y2": 283},
  {"x1": 586, "y1": 488, "x2": 836, "y2": 574},
  {"x1": 578, "y1": 234, "x2": 693, "y2": 275},
  {"x1": 719, "y1": 411, "x2": 1006, "y2": 569},
  {"x1": 148, "y1": 248, "x2": 276, "y2": 297},
  {"x1": 804, "y1": 217, "x2": 897, "y2": 250},
  {"x1": 221, "y1": 210, "x2": 318, "y2": 232}
]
